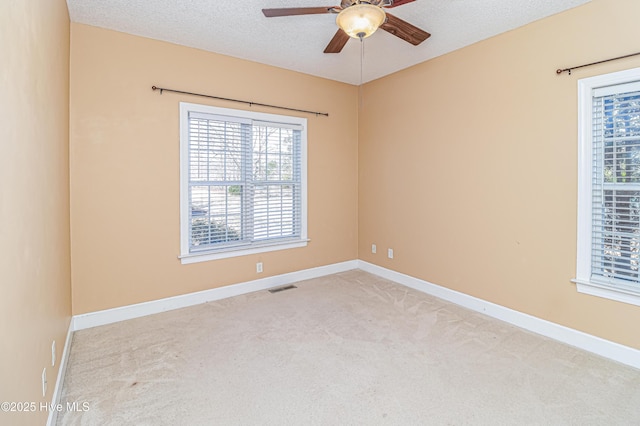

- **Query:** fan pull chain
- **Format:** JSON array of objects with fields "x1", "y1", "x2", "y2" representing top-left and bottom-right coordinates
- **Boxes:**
[
  {"x1": 360, "y1": 34, "x2": 364, "y2": 86},
  {"x1": 359, "y1": 34, "x2": 364, "y2": 109}
]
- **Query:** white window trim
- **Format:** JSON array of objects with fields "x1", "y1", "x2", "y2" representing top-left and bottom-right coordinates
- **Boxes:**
[
  {"x1": 179, "y1": 102, "x2": 308, "y2": 264},
  {"x1": 574, "y1": 66, "x2": 640, "y2": 307}
]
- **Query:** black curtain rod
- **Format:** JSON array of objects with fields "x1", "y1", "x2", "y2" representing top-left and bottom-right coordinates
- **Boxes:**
[
  {"x1": 151, "y1": 86, "x2": 329, "y2": 117},
  {"x1": 556, "y1": 51, "x2": 640, "y2": 75}
]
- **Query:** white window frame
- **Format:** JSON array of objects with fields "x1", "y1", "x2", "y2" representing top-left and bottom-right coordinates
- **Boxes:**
[
  {"x1": 179, "y1": 102, "x2": 308, "y2": 264},
  {"x1": 574, "y1": 67, "x2": 640, "y2": 306}
]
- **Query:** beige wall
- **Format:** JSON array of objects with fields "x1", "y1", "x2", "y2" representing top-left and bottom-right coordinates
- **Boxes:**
[
  {"x1": 69, "y1": 24, "x2": 359, "y2": 314},
  {"x1": 0, "y1": 0, "x2": 71, "y2": 424},
  {"x1": 359, "y1": 0, "x2": 640, "y2": 349}
]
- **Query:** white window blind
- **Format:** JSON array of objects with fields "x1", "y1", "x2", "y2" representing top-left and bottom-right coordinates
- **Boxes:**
[
  {"x1": 251, "y1": 122, "x2": 303, "y2": 242},
  {"x1": 188, "y1": 113, "x2": 251, "y2": 251},
  {"x1": 590, "y1": 84, "x2": 640, "y2": 293},
  {"x1": 180, "y1": 103, "x2": 307, "y2": 263}
]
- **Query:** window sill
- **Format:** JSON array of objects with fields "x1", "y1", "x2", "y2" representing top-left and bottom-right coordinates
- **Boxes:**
[
  {"x1": 572, "y1": 278, "x2": 640, "y2": 307},
  {"x1": 179, "y1": 239, "x2": 309, "y2": 264}
]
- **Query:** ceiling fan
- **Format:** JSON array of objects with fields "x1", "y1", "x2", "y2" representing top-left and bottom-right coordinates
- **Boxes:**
[{"x1": 262, "y1": 0, "x2": 431, "y2": 53}]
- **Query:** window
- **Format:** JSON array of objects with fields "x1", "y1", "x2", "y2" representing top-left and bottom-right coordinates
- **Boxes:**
[
  {"x1": 179, "y1": 102, "x2": 307, "y2": 264},
  {"x1": 575, "y1": 67, "x2": 640, "y2": 306}
]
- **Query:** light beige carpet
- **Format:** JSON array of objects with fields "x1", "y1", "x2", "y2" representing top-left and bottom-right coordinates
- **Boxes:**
[{"x1": 57, "y1": 270, "x2": 640, "y2": 425}]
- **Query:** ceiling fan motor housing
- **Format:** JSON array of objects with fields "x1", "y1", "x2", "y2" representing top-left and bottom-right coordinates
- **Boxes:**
[{"x1": 340, "y1": 0, "x2": 387, "y2": 8}]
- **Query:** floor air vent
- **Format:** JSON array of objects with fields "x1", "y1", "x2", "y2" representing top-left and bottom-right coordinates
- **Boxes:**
[{"x1": 268, "y1": 285, "x2": 297, "y2": 294}]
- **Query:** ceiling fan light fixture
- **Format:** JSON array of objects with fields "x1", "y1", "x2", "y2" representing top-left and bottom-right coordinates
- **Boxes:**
[{"x1": 336, "y1": 3, "x2": 386, "y2": 39}]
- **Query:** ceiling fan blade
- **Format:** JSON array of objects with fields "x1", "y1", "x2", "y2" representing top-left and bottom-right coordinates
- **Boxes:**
[
  {"x1": 384, "y1": 0, "x2": 416, "y2": 8},
  {"x1": 380, "y1": 13, "x2": 430, "y2": 46},
  {"x1": 262, "y1": 7, "x2": 337, "y2": 17},
  {"x1": 324, "y1": 29, "x2": 350, "y2": 53}
]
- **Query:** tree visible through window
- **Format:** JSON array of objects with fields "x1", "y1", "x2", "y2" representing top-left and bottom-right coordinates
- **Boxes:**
[
  {"x1": 575, "y1": 68, "x2": 640, "y2": 306},
  {"x1": 179, "y1": 103, "x2": 307, "y2": 263},
  {"x1": 597, "y1": 92, "x2": 640, "y2": 283}
]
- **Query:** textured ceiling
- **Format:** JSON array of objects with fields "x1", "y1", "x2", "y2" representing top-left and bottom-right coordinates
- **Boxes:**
[{"x1": 67, "y1": 0, "x2": 591, "y2": 85}]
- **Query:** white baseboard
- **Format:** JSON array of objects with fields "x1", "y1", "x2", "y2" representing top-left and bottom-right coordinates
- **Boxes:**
[
  {"x1": 73, "y1": 260, "x2": 359, "y2": 331},
  {"x1": 358, "y1": 260, "x2": 640, "y2": 370},
  {"x1": 46, "y1": 318, "x2": 74, "y2": 426}
]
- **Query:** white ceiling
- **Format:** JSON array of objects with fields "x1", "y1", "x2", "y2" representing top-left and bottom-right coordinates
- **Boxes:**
[{"x1": 67, "y1": 0, "x2": 591, "y2": 85}]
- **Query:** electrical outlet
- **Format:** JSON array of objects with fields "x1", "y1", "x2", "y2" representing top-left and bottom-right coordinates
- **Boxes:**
[
  {"x1": 371, "y1": 244, "x2": 377, "y2": 254},
  {"x1": 42, "y1": 368, "x2": 47, "y2": 397},
  {"x1": 256, "y1": 262, "x2": 263, "y2": 273},
  {"x1": 51, "y1": 341, "x2": 56, "y2": 367},
  {"x1": 388, "y1": 248, "x2": 394, "y2": 259}
]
